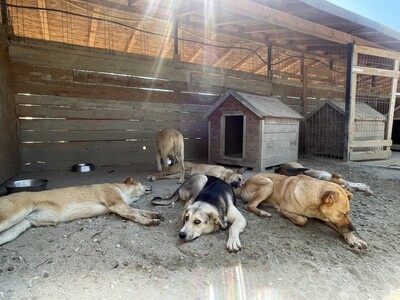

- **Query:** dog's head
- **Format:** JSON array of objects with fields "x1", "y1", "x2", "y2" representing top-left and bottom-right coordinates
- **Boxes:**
[
  {"x1": 224, "y1": 167, "x2": 246, "y2": 189},
  {"x1": 178, "y1": 202, "x2": 225, "y2": 242},
  {"x1": 123, "y1": 177, "x2": 152, "y2": 201},
  {"x1": 318, "y1": 188, "x2": 355, "y2": 233}
]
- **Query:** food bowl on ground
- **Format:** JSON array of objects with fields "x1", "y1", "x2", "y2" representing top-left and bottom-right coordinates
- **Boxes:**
[
  {"x1": 6, "y1": 179, "x2": 48, "y2": 194},
  {"x1": 71, "y1": 163, "x2": 95, "y2": 173}
]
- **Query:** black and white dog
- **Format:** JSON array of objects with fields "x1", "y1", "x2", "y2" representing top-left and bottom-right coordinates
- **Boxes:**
[{"x1": 152, "y1": 175, "x2": 246, "y2": 252}]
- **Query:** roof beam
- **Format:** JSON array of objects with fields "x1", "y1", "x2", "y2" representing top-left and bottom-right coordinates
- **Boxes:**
[{"x1": 211, "y1": 0, "x2": 380, "y2": 48}]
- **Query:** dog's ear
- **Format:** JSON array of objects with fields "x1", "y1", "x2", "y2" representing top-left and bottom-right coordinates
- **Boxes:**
[
  {"x1": 124, "y1": 178, "x2": 136, "y2": 185},
  {"x1": 236, "y1": 167, "x2": 246, "y2": 175},
  {"x1": 209, "y1": 213, "x2": 227, "y2": 229},
  {"x1": 320, "y1": 191, "x2": 339, "y2": 205},
  {"x1": 181, "y1": 208, "x2": 189, "y2": 225},
  {"x1": 345, "y1": 189, "x2": 353, "y2": 201}
]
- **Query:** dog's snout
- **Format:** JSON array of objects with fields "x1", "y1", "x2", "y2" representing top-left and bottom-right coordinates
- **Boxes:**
[{"x1": 179, "y1": 231, "x2": 186, "y2": 239}]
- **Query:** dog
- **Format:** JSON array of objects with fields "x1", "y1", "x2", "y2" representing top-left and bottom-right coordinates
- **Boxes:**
[
  {"x1": 237, "y1": 173, "x2": 367, "y2": 249},
  {"x1": 155, "y1": 128, "x2": 185, "y2": 183},
  {"x1": 152, "y1": 174, "x2": 246, "y2": 252},
  {"x1": 275, "y1": 161, "x2": 373, "y2": 195},
  {"x1": 0, "y1": 178, "x2": 163, "y2": 246},
  {"x1": 147, "y1": 162, "x2": 245, "y2": 188}
]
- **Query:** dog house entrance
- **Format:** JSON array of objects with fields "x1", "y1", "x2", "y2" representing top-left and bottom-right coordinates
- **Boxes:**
[{"x1": 224, "y1": 115, "x2": 244, "y2": 158}]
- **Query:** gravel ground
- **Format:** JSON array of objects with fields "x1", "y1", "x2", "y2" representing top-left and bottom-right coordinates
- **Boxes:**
[{"x1": 0, "y1": 157, "x2": 399, "y2": 300}]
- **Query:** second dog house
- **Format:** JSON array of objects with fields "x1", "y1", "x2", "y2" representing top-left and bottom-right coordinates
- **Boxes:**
[
  {"x1": 204, "y1": 89, "x2": 302, "y2": 171},
  {"x1": 306, "y1": 100, "x2": 387, "y2": 158}
]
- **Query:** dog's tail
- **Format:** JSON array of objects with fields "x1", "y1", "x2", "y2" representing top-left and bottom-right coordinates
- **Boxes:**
[{"x1": 151, "y1": 189, "x2": 180, "y2": 206}]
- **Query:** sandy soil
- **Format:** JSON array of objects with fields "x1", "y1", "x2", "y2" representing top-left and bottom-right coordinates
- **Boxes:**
[{"x1": 0, "y1": 157, "x2": 400, "y2": 300}]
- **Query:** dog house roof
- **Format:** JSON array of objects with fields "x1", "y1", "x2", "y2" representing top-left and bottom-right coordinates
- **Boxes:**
[
  {"x1": 204, "y1": 89, "x2": 303, "y2": 120},
  {"x1": 307, "y1": 100, "x2": 386, "y2": 121}
]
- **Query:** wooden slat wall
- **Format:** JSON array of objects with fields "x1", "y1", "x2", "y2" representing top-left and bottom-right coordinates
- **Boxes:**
[{"x1": 8, "y1": 40, "x2": 276, "y2": 171}]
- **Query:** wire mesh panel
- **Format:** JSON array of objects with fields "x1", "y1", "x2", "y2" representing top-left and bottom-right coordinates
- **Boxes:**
[{"x1": 347, "y1": 45, "x2": 400, "y2": 161}]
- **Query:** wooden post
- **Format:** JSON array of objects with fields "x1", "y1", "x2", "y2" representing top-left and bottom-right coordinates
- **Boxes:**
[
  {"x1": 386, "y1": 59, "x2": 400, "y2": 150},
  {"x1": 267, "y1": 43, "x2": 272, "y2": 78},
  {"x1": 1, "y1": 0, "x2": 7, "y2": 27},
  {"x1": 173, "y1": 18, "x2": 181, "y2": 63},
  {"x1": 344, "y1": 43, "x2": 357, "y2": 161}
]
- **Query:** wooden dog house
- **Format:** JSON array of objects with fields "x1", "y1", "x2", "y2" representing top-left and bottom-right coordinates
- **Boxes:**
[
  {"x1": 204, "y1": 89, "x2": 302, "y2": 171},
  {"x1": 306, "y1": 100, "x2": 387, "y2": 158}
]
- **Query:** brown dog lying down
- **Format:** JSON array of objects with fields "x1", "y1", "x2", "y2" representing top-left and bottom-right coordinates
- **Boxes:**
[
  {"x1": 147, "y1": 162, "x2": 246, "y2": 188},
  {"x1": 237, "y1": 173, "x2": 367, "y2": 249},
  {"x1": 275, "y1": 161, "x2": 373, "y2": 196},
  {"x1": 0, "y1": 178, "x2": 163, "y2": 246}
]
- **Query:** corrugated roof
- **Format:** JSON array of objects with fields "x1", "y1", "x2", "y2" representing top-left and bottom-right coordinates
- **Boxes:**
[
  {"x1": 204, "y1": 89, "x2": 303, "y2": 120},
  {"x1": 309, "y1": 100, "x2": 386, "y2": 121}
]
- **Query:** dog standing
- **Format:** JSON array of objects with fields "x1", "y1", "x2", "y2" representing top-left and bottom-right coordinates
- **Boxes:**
[
  {"x1": 152, "y1": 174, "x2": 246, "y2": 252},
  {"x1": 147, "y1": 162, "x2": 245, "y2": 188},
  {"x1": 155, "y1": 128, "x2": 185, "y2": 183},
  {"x1": 237, "y1": 173, "x2": 367, "y2": 249},
  {"x1": 0, "y1": 178, "x2": 163, "y2": 245}
]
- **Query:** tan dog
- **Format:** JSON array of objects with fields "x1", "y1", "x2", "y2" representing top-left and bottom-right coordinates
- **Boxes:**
[
  {"x1": 237, "y1": 173, "x2": 367, "y2": 249},
  {"x1": 147, "y1": 162, "x2": 245, "y2": 188},
  {"x1": 155, "y1": 128, "x2": 185, "y2": 183},
  {"x1": 275, "y1": 162, "x2": 373, "y2": 195},
  {"x1": 0, "y1": 178, "x2": 163, "y2": 245}
]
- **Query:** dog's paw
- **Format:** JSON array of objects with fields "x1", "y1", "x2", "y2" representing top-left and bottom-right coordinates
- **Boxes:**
[
  {"x1": 226, "y1": 237, "x2": 242, "y2": 253},
  {"x1": 145, "y1": 175, "x2": 155, "y2": 181},
  {"x1": 346, "y1": 234, "x2": 368, "y2": 250},
  {"x1": 259, "y1": 210, "x2": 272, "y2": 217},
  {"x1": 146, "y1": 219, "x2": 161, "y2": 226},
  {"x1": 156, "y1": 212, "x2": 165, "y2": 221}
]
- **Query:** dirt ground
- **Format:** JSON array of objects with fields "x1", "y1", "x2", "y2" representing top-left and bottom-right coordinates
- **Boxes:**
[{"x1": 0, "y1": 156, "x2": 399, "y2": 300}]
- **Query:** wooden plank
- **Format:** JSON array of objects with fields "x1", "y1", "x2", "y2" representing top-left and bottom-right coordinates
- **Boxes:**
[
  {"x1": 20, "y1": 130, "x2": 208, "y2": 142},
  {"x1": 17, "y1": 105, "x2": 206, "y2": 121},
  {"x1": 19, "y1": 139, "x2": 208, "y2": 171},
  {"x1": 355, "y1": 45, "x2": 400, "y2": 60},
  {"x1": 15, "y1": 94, "x2": 212, "y2": 113},
  {"x1": 13, "y1": 81, "x2": 218, "y2": 104},
  {"x1": 19, "y1": 119, "x2": 208, "y2": 132},
  {"x1": 351, "y1": 66, "x2": 399, "y2": 78},
  {"x1": 350, "y1": 149, "x2": 392, "y2": 161},
  {"x1": 349, "y1": 139, "x2": 392, "y2": 148}
]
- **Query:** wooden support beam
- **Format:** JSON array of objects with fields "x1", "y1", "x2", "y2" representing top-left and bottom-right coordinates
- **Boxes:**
[
  {"x1": 37, "y1": 0, "x2": 50, "y2": 40},
  {"x1": 212, "y1": 48, "x2": 233, "y2": 66},
  {"x1": 126, "y1": 23, "x2": 143, "y2": 53},
  {"x1": 88, "y1": 8, "x2": 101, "y2": 48},
  {"x1": 212, "y1": 0, "x2": 380, "y2": 48}
]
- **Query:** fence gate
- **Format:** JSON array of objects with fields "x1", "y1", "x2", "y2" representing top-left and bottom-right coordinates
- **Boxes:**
[{"x1": 345, "y1": 44, "x2": 400, "y2": 161}]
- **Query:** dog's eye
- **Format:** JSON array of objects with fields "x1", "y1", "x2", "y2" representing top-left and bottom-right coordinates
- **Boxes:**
[
  {"x1": 194, "y1": 219, "x2": 201, "y2": 225},
  {"x1": 185, "y1": 215, "x2": 189, "y2": 222}
]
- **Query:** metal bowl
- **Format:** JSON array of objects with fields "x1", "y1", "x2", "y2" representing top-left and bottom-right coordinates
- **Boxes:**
[
  {"x1": 71, "y1": 163, "x2": 95, "y2": 173},
  {"x1": 6, "y1": 179, "x2": 48, "y2": 194}
]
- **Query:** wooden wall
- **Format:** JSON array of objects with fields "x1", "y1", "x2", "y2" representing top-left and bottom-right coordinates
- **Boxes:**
[
  {"x1": 261, "y1": 118, "x2": 299, "y2": 169},
  {"x1": 0, "y1": 33, "x2": 19, "y2": 183},
  {"x1": 8, "y1": 40, "x2": 274, "y2": 172}
]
